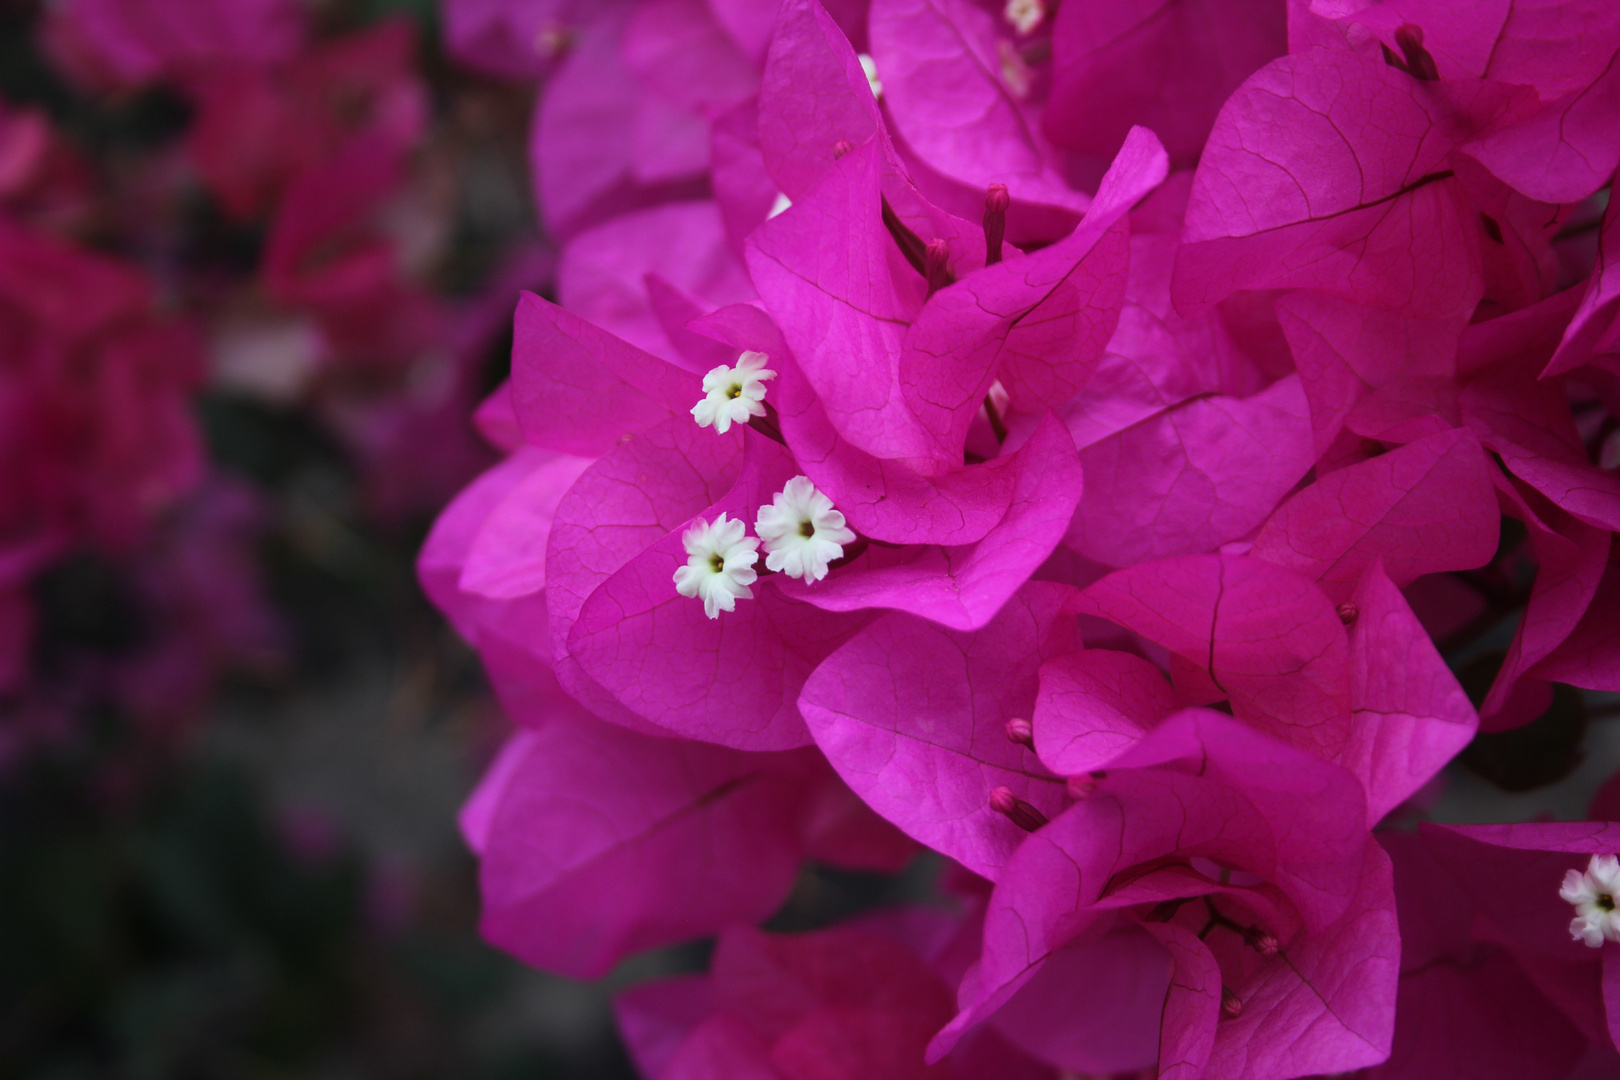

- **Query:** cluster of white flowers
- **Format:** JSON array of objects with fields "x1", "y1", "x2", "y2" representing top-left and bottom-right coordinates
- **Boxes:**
[
  {"x1": 673, "y1": 476, "x2": 857, "y2": 619},
  {"x1": 681, "y1": 352, "x2": 857, "y2": 616}
]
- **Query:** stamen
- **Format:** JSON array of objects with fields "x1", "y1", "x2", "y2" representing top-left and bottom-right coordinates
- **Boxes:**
[
  {"x1": 988, "y1": 786, "x2": 1049, "y2": 832},
  {"x1": 880, "y1": 197, "x2": 930, "y2": 278},
  {"x1": 747, "y1": 401, "x2": 786, "y2": 445},
  {"x1": 1245, "y1": 927, "x2": 1280, "y2": 957},
  {"x1": 925, "y1": 239, "x2": 951, "y2": 297},
  {"x1": 1383, "y1": 23, "x2": 1440, "y2": 81},
  {"x1": 983, "y1": 391, "x2": 1009, "y2": 444},
  {"x1": 984, "y1": 183, "x2": 1009, "y2": 266},
  {"x1": 1066, "y1": 771, "x2": 1104, "y2": 800}
]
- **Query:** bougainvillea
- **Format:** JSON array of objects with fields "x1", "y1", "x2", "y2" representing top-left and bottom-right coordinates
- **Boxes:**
[{"x1": 424, "y1": 0, "x2": 1620, "y2": 1076}]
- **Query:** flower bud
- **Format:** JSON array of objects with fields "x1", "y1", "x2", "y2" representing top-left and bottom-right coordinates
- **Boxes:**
[
  {"x1": 1004, "y1": 717, "x2": 1034, "y2": 747},
  {"x1": 1394, "y1": 24, "x2": 1440, "y2": 81},
  {"x1": 1066, "y1": 771, "x2": 1105, "y2": 800},
  {"x1": 925, "y1": 239, "x2": 952, "y2": 297},
  {"x1": 984, "y1": 183, "x2": 1009, "y2": 265},
  {"x1": 988, "y1": 786, "x2": 1049, "y2": 832}
]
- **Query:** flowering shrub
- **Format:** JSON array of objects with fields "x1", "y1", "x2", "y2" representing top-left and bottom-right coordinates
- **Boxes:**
[{"x1": 425, "y1": 0, "x2": 1620, "y2": 1076}]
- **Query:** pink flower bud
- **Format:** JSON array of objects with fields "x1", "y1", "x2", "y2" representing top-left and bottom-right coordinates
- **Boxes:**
[
  {"x1": 983, "y1": 183, "x2": 1009, "y2": 265},
  {"x1": 924, "y1": 239, "x2": 952, "y2": 297},
  {"x1": 988, "y1": 785, "x2": 1049, "y2": 832},
  {"x1": 1004, "y1": 717, "x2": 1034, "y2": 747}
]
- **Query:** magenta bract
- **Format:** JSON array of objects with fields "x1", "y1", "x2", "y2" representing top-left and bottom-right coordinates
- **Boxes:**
[{"x1": 412, "y1": 0, "x2": 1620, "y2": 1073}]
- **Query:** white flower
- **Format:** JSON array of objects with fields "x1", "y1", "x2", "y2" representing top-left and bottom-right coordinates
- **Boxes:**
[
  {"x1": 1561, "y1": 854, "x2": 1620, "y2": 948},
  {"x1": 998, "y1": 39, "x2": 1033, "y2": 99},
  {"x1": 691, "y1": 350, "x2": 776, "y2": 434},
  {"x1": 1004, "y1": 0, "x2": 1044, "y2": 35},
  {"x1": 755, "y1": 476, "x2": 856, "y2": 584},
  {"x1": 673, "y1": 513, "x2": 760, "y2": 618},
  {"x1": 859, "y1": 53, "x2": 883, "y2": 99}
]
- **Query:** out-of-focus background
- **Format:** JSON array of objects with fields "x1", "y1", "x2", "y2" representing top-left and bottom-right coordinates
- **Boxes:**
[{"x1": 0, "y1": 0, "x2": 656, "y2": 1074}]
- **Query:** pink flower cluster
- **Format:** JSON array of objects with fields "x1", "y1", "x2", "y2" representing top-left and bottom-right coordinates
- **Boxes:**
[
  {"x1": 0, "y1": 0, "x2": 538, "y2": 759},
  {"x1": 40, "y1": 0, "x2": 512, "y2": 523},
  {"x1": 425, "y1": 0, "x2": 1620, "y2": 1076}
]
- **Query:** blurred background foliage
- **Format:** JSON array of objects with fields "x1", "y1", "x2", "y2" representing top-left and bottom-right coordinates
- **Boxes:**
[{"x1": 0, "y1": 0, "x2": 647, "y2": 1075}]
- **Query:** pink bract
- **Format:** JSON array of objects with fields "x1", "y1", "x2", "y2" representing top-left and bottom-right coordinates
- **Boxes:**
[
  {"x1": 415, "y1": 0, "x2": 1620, "y2": 1074},
  {"x1": 932, "y1": 711, "x2": 1398, "y2": 1079}
]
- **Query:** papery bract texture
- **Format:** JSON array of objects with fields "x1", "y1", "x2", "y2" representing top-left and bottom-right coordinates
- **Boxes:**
[
  {"x1": 1044, "y1": 0, "x2": 1286, "y2": 166},
  {"x1": 1341, "y1": 560, "x2": 1477, "y2": 823},
  {"x1": 798, "y1": 583, "x2": 1077, "y2": 879},
  {"x1": 869, "y1": 0, "x2": 1085, "y2": 213},
  {"x1": 619, "y1": 918, "x2": 1056, "y2": 1080},
  {"x1": 1073, "y1": 554, "x2": 1354, "y2": 759},
  {"x1": 933, "y1": 711, "x2": 1397, "y2": 1079},
  {"x1": 1367, "y1": 831, "x2": 1589, "y2": 1080},
  {"x1": 471, "y1": 715, "x2": 812, "y2": 978},
  {"x1": 1031, "y1": 647, "x2": 1176, "y2": 777},
  {"x1": 1173, "y1": 46, "x2": 1534, "y2": 318},
  {"x1": 1249, "y1": 428, "x2": 1501, "y2": 602}
]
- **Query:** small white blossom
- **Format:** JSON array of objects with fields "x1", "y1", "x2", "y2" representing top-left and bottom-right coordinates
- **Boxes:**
[
  {"x1": 755, "y1": 476, "x2": 857, "y2": 584},
  {"x1": 1004, "y1": 0, "x2": 1045, "y2": 35},
  {"x1": 692, "y1": 350, "x2": 776, "y2": 434},
  {"x1": 673, "y1": 513, "x2": 760, "y2": 619},
  {"x1": 998, "y1": 39, "x2": 1033, "y2": 99},
  {"x1": 767, "y1": 191, "x2": 793, "y2": 219},
  {"x1": 1562, "y1": 854, "x2": 1620, "y2": 948},
  {"x1": 859, "y1": 53, "x2": 883, "y2": 99}
]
